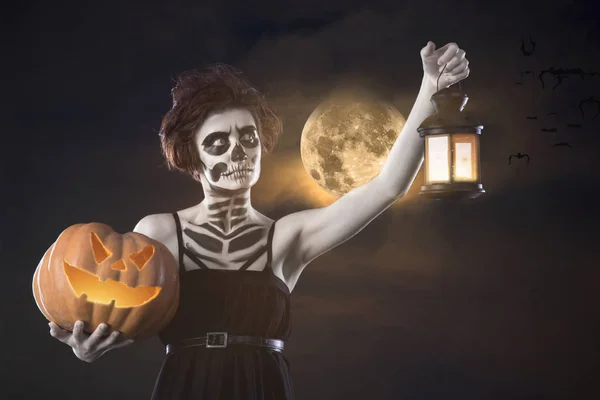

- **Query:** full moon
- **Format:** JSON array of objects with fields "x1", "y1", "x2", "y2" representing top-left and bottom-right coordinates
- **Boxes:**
[{"x1": 300, "y1": 95, "x2": 406, "y2": 197}]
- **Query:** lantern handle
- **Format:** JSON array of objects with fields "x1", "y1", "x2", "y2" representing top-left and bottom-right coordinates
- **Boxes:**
[
  {"x1": 436, "y1": 63, "x2": 448, "y2": 93},
  {"x1": 436, "y1": 63, "x2": 465, "y2": 93}
]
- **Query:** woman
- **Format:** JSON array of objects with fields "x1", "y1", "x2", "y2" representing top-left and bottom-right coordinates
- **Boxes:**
[{"x1": 49, "y1": 41, "x2": 470, "y2": 399}]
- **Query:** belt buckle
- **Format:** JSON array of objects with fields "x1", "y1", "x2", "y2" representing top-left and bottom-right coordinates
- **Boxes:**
[{"x1": 206, "y1": 332, "x2": 228, "y2": 348}]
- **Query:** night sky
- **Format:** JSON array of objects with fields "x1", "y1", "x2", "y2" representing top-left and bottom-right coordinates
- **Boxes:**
[{"x1": 4, "y1": 0, "x2": 600, "y2": 398}]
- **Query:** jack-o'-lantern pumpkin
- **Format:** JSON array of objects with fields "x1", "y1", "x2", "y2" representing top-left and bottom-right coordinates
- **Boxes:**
[{"x1": 32, "y1": 222, "x2": 179, "y2": 340}]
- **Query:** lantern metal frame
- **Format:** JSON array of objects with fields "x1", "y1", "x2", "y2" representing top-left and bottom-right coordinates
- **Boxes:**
[{"x1": 417, "y1": 78, "x2": 485, "y2": 200}]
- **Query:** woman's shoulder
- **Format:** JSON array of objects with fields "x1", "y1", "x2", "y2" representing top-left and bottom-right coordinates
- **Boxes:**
[{"x1": 133, "y1": 212, "x2": 177, "y2": 243}]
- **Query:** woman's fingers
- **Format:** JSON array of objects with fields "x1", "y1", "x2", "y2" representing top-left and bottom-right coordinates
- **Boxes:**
[
  {"x1": 49, "y1": 322, "x2": 71, "y2": 343},
  {"x1": 86, "y1": 323, "x2": 109, "y2": 348},
  {"x1": 72, "y1": 320, "x2": 87, "y2": 344}
]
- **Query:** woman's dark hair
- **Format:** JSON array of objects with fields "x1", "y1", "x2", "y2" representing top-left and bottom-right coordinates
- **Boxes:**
[{"x1": 159, "y1": 63, "x2": 282, "y2": 181}]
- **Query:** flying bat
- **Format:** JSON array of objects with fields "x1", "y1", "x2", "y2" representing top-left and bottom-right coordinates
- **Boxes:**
[
  {"x1": 578, "y1": 96, "x2": 600, "y2": 119},
  {"x1": 520, "y1": 36, "x2": 535, "y2": 56},
  {"x1": 541, "y1": 128, "x2": 557, "y2": 132},
  {"x1": 526, "y1": 116, "x2": 538, "y2": 120},
  {"x1": 508, "y1": 152, "x2": 530, "y2": 165},
  {"x1": 518, "y1": 70, "x2": 535, "y2": 84},
  {"x1": 552, "y1": 142, "x2": 572, "y2": 148},
  {"x1": 539, "y1": 67, "x2": 587, "y2": 89},
  {"x1": 551, "y1": 75, "x2": 569, "y2": 90}
]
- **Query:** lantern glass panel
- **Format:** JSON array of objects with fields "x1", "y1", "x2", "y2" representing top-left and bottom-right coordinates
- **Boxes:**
[
  {"x1": 452, "y1": 133, "x2": 479, "y2": 182},
  {"x1": 425, "y1": 134, "x2": 451, "y2": 184}
]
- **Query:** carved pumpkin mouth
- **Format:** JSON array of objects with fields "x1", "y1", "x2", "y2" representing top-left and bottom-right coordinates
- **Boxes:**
[{"x1": 64, "y1": 261, "x2": 162, "y2": 308}]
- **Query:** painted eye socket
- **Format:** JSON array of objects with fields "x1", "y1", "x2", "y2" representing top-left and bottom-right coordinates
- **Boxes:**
[
  {"x1": 211, "y1": 138, "x2": 228, "y2": 146},
  {"x1": 241, "y1": 133, "x2": 257, "y2": 143}
]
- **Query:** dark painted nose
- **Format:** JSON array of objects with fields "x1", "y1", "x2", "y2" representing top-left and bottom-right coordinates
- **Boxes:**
[{"x1": 231, "y1": 143, "x2": 248, "y2": 162}]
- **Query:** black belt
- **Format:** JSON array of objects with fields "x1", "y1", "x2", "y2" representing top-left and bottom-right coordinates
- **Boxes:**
[{"x1": 166, "y1": 332, "x2": 285, "y2": 355}]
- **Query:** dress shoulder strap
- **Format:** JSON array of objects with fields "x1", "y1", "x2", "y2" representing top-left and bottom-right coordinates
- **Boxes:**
[
  {"x1": 172, "y1": 212, "x2": 185, "y2": 273},
  {"x1": 266, "y1": 219, "x2": 277, "y2": 270}
]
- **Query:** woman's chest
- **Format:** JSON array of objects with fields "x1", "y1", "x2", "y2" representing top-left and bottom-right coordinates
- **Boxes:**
[{"x1": 169, "y1": 220, "x2": 273, "y2": 272}]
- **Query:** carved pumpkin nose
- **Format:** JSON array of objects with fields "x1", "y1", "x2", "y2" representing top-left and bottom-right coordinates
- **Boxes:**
[{"x1": 231, "y1": 143, "x2": 248, "y2": 162}]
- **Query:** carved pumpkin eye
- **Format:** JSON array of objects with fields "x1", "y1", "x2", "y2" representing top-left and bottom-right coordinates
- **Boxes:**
[
  {"x1": 91, "y1": 232, "x2": 112, "y2": 263},
  {"x1": 129, "y1": 245, "x2": 155, "y2": 270}
]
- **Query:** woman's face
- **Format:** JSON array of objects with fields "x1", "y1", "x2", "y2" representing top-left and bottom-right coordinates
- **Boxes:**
[{"x1": 194, "y1": 108, "x2": 262, "y2": 191}]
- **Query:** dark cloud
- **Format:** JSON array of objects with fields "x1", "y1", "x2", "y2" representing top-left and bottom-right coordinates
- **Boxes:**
[{"x1": 286, "y1": 179, "x2": 599, "y2": 398}]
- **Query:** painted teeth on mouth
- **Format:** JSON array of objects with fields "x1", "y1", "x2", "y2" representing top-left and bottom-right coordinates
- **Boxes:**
[{"x1": 225, "y1": 169, "x2": 252, "y2": 177}]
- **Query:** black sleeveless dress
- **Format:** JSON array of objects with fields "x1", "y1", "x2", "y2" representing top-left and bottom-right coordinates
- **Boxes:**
[{"x1": 151, "y1": 214, "x2": 294, "y2": 399}]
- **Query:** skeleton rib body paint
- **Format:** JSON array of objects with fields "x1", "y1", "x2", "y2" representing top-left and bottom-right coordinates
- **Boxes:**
[{"x1": 182, "y1": 221, "x2": 269, "y2": 271}]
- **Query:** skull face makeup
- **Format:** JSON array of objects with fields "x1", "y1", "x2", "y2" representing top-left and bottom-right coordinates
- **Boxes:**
[{"x1": 195, "y1": 108, "x2": 262, "y2": 191}]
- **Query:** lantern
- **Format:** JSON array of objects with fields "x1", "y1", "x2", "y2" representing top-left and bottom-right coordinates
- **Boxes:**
[
  {"x1": 417, "y1": 85, "x2": 485, "y2": 199},
  {"x1": 32, "y1": 222, "x2": 180, "y2": 340}
]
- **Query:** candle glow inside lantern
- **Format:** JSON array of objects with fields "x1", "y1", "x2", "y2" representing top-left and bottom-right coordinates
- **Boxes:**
[{"x1": 417, "y1": 86, "x2": 485, "y2": 199}]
